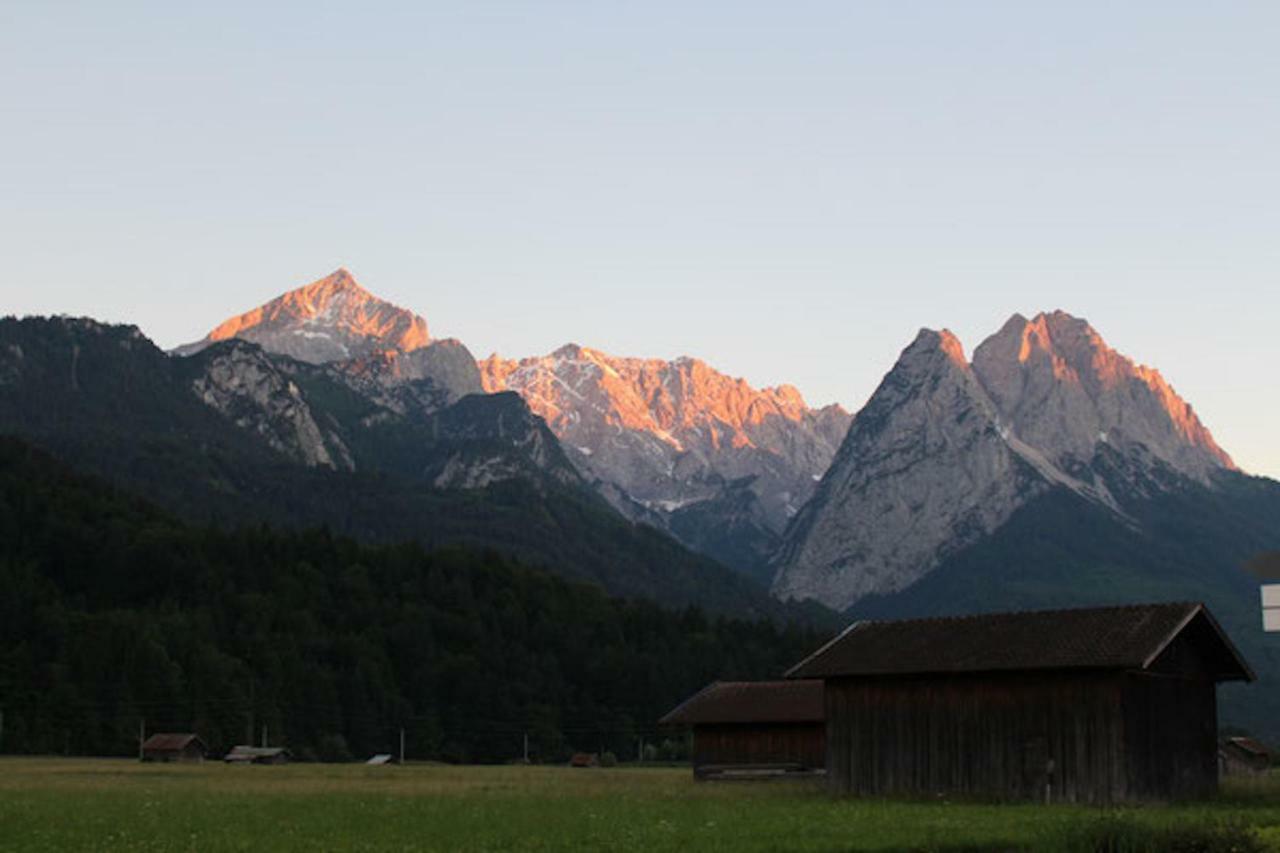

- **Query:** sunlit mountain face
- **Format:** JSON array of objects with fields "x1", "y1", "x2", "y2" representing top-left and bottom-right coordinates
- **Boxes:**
[
  {"x1": 175, "y1": 268, "x2": 431, "y2": 363},
  {"x1": 480, "y1": 344, "x2": 851, "y2": 575}
]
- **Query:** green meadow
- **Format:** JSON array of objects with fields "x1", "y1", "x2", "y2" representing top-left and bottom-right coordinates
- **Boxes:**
[{"x1": 1, "y1": 758, "x2": 1279, "y2": 852}]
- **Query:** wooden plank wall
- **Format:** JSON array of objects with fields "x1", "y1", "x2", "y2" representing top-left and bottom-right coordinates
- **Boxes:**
[
  {"x1": 693, "y1": 723, "x2": 825, "y2": 769},
  {"x1": 826, "y1": 672, "x2": 1128, "y2": 803},
  {"x1": 1121, "y1": 673, "x2": 1217, "y2": 800}
]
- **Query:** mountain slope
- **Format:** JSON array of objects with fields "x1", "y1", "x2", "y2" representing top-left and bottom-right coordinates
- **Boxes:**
[{"x1": 480, "y1": 344, "x2": 851, "y2": 574}]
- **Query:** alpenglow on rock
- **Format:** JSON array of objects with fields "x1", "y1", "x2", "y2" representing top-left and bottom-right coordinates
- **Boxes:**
[
  {"x1": 480, "y1": 344, "x2": 851, "y2": 568},
  {"x1": 970, "y1": 311, "x2": 1233, "y2": 484},
  {"x1": 772, "y1": 312, "x2": 1235, "y2": 612},
  {"x1": 175, "y1": 268, "x2": 431, "y2": 364},
  {"x1": 174, "y1": 268, "x2": 484, "y2": 412}
]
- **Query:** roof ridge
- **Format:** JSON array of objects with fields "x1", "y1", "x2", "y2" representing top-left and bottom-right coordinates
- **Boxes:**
[{"x1": 847, "y1": 601, "x2": 1200, "y2": 629}]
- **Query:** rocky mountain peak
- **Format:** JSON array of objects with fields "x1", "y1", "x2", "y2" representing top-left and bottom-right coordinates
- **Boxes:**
[
  {"x1": 972, "y1": 310, "x2": 1233, "y2": 481},
  {"x1": 175, "y1": 269, "x2": 431, "y2": 364}
]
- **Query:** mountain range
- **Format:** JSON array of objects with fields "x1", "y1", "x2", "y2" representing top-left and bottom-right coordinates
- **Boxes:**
[
  {"x1": 5, "y1": 267, "x2": 1280, "y2": 737},
  {"x1": 179, "y1": 269, "x2": 853, "y2": 580}
]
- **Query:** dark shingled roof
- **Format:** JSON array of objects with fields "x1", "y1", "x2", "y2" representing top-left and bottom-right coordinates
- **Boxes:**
[
  {"x1": 660, "y1": 680, "x2": 825, "y2": 726},
  {"x1": 786, "y1": 602, "x2": 1253, "y2": 682},
  {"x1": 142, "y1": 733, "x2": 204, "y2": 751}
]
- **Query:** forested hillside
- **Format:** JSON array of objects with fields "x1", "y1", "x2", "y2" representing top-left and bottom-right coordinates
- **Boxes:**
[{"x1": 0, "y1": 439, "x2": 827, "y2": 761}]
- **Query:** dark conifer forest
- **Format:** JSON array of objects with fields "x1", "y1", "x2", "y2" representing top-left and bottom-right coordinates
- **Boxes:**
[{"x1": 0, "y1": 438, "x2": 826, "y2": 761}]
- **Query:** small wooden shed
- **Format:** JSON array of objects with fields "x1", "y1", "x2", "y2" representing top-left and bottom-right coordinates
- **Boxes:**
[
  {"x1": 788, "y1": 602, "x2": 1253, "y2": 803},
  {"x1": 140, "y1": 733, "x2": 206, "y2": 763},
  {"x1": 660, "y1": 680, "x2": 825, "y2": 779},
  {"x1": 1219, "y1": 737, "x2": 1271, "y2": 776}
]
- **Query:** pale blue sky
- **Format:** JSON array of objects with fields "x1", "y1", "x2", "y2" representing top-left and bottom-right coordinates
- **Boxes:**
[{"x1": 2, "y1": 2, "x2": 1277, "y2": 476}]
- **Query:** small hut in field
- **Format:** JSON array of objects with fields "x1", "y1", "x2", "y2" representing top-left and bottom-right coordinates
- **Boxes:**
[
  {"x1": 141, "y1": 733, "x2": 206, "y2": 763},
  {"x1": 1219, "y1": 737, "x2": 1271, "y2": 776},
  {"x1": 660, "y1": 680, "x2": 825, "y2": 779},
  {"x1": 788, "y1": 602, "x2": 1253, "y2": 803}
]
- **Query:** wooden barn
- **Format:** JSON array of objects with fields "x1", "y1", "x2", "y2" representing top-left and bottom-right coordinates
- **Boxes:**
[
  {"x1": 660, "y1": 680, "x2": 825, "y2": 779},
  {"x1": 140, "y1": 733, "x2": 206, "y2": 763},
  {"x1": 787, "y1": 602, "x2": 1253, "y2": 803}
]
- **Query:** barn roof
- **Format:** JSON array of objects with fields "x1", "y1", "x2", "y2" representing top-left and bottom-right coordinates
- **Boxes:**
[
  {"x1": 142, "y1": 733, "x2": 204, "y2": 751},
  {"x1": 659, "y1": 680, "x2": 824, "y2": 725},
  {"x1": 786, "y1": 602, "x2": 1253, "y2": 682}
]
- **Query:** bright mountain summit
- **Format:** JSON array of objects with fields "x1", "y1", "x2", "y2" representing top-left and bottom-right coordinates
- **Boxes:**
[
  {"x1": 773, "y1": 311, "x2": 1238, "y2": 611},
  {"x1": 176, "y1": 268, "x2": 430, "y2": 363}
]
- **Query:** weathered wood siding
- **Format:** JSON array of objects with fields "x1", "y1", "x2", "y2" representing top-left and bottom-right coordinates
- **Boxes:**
[
  {"x1": 693, "y1": 722, "x2": 825, "y2": 770},
  {"x1": 826, "y1": 669, "x2": 1219, "y2": 802},
  {"x1": 1121, "y1": 674, "x2": 1217, "y2": 800},
  {"x1": 826, "y1": 672, "x2": 1127, "y2": 802}
]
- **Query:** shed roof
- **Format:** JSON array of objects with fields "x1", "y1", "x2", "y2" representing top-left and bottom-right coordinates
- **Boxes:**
[
  {"x1": 1224, "y1": 737, "x2": 1271, "y2": 758},
  {"x1": 660, "y1": 680, "x2": 824, "y2": 725},
  {"x1": 141, "y1": 733, "x2": 205, "y2": 751},
  {"x1": 226, "y1": 745, "x2": 289, "y2": 757},
  {"x1": 786, "y1": 602, "x2": 1253, "y2": 682}
]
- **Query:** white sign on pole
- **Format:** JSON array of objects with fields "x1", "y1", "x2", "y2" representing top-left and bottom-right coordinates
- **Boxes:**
[{"x1": 1262, "y1": 584, "x2": 1280, "y2": 632}]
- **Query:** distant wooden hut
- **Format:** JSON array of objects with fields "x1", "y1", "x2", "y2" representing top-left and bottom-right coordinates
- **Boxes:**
[
  {"x1": 788, "y1": 602, "x2": 1253, "y2": 803},
  {"x1": 660, "y1": 680, "x2": 825, "y2": 779},
  {"x1": 141, "y1": 733, "x2": 206, "y2": 763},
  {"x1": 1219, "y1": 737, "x2": 1271, "y2": 776},
  {"x1": 224, "y1": 745, "x2": 291, "y2": 765}
]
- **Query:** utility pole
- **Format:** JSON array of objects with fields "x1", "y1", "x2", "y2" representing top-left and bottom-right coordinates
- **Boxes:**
[
  {"x1": 138, "y1": 718, "x2": 145, "y2": 761},
  {"x1": 262, "y1": 724, "x2": 268, "y2": 748},
  {"x1": 523, "y1": 732, "x2": 529, "y2": 764},
  {"x1": 1, "y1": 707, "x2": 5, "y2": 754},
  {"x1": 637, "y1": 737, "x2": 643, "y2": 764},
  {"x1": 399, "y1": 728, "x2": 406, "y2": 765},
  {"x1": 247, "y1": 677, "x2": 255, "y2": 748}
]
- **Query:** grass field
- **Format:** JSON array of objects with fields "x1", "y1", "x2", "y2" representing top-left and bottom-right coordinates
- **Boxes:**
[{"x1": 2, "y1": 758, "x2": 1280, "y2": 852}]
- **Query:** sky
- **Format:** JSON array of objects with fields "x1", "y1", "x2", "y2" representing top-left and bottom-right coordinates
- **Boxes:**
[{"x1": 2, "y1": 2, "x2": 1277, "y2": 476}]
